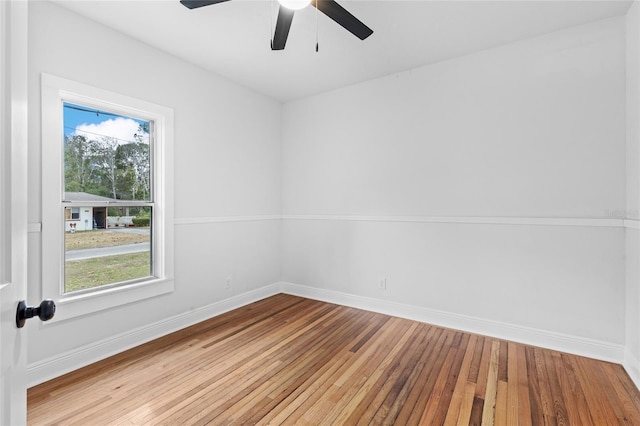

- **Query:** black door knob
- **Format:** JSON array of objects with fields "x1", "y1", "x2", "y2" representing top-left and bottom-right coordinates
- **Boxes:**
[{"x1": 16, "y1": 299, "x2": 56, "y2": 328}]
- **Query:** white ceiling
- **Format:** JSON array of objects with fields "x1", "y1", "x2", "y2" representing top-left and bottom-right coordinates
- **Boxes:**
[{"x1": 53, "y1": 0, "x2": 632, "y2": 102}]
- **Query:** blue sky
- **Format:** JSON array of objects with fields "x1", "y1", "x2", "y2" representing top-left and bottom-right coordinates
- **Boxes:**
[{"x1": 63, "y1": 102, "x2": 149, "y2": 144}]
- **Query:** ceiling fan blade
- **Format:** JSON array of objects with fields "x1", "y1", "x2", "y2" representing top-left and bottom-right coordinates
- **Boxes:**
[
  {"x1": 180, "y1": 0, "x2": 231, "y2": 9},
  {"x1": 272, "y1": 6, "x2": 295, "y2": 50},
  {"x1": 312, "y1": 0, "x2": 373, "y2": 40}
]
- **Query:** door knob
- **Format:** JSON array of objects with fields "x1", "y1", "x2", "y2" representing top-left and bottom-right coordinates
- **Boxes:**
[{"x1": 16, "y1": 299, "x2": 56, "y2": 328}]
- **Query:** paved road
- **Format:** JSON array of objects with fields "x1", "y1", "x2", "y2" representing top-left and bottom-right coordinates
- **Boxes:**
[{"x1": 66, "y1": 243, "x2": 150, "y2": 261}]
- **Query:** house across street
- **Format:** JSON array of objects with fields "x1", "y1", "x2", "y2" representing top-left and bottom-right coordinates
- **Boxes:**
[{"x1": 64, "y1": 191, "x2": 113, "y2": 231}]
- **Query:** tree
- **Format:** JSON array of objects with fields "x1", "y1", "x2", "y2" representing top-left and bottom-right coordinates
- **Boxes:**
[
  {"x1": 64, "y1": 135, "x2": 96, "y2": 193},
  {"x1": 92, "y1": 136, "x2": 120, "y2": 199},
  {"x1": 116, "y1": 142, "x2": 150, "y2": 200},
  {"x1": 64, "y1": 123, "x2": 150, "y2": 201}
]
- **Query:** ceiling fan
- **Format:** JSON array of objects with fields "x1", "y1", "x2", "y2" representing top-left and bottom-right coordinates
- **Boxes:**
[{"x1": 180, "y1": 0, "x2": 373, "y2": 51}]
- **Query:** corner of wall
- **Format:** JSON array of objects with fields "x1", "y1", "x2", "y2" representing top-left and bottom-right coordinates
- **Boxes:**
[{"x1": 626, "y1": 0, "x2": 640, "y2": 391}]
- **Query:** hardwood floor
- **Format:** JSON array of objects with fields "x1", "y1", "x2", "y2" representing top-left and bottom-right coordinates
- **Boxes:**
[{"x1": 28, "y1": 294, "x2": 640, "y2": 425}]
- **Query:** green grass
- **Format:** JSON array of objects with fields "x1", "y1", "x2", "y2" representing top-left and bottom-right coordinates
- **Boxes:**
[{"x1": 65, "y1": 251, "x2": 151, "y2": 293}]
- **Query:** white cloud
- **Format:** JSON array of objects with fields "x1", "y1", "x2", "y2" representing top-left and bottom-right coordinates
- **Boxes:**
[{"x1": 74, "y1": 117, "x2": 149, "y2": 145}]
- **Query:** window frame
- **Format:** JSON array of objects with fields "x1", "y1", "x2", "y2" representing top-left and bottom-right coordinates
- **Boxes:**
[{"x1": 41, "y1": 74, "x2": 174, "y2": 322}]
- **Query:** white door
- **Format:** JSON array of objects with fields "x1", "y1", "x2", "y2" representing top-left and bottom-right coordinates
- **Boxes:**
[{"x1": 1, "y1": 1, "x2": 29, "y2": 424}]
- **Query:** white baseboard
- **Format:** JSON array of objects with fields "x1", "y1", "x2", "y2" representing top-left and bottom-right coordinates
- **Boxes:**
[
  {"x1": 624, "y1": 350, "x2": 640, "y2": 391},
  {"x1": 279, "y1": 282, "x2": 625, "y2": 364},
  {"x1": 28, "y1": 281, "x2": 627, "y2": 388},
  {"x1": 26, "y1": 283, "x2": 281, "y2": 388}
]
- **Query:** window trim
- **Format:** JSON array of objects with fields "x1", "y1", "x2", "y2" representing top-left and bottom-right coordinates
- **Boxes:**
[{"x1": 41, "y1": 74, "x2": 174, "y2": 322}]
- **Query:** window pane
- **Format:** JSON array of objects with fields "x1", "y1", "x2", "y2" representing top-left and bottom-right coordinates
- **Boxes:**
[
  {"x1": 63, "y1": 102, "x2": 151, "y2": 202},
  {"x1": 64, "y1": 207, "x2": 152, "y2": 293}
]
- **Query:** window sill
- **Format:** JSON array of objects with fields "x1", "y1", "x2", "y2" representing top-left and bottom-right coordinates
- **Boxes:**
[{"x1": 46, "y1": 277, "x2": 174, "y2": 323}]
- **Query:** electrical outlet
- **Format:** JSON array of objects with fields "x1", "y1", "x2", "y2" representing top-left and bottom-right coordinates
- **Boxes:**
[
  {"x1": 378, "y1": 277, "x2": 387, "y2": 290},
  {"x1": 225, "y1": 276, "x2": 232, "y2": 289}
]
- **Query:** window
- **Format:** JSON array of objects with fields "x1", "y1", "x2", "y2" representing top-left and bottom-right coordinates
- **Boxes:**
[
  {"x1": 42, "y1": 74, "x2": 174, "y2": 322},
  {"x1": 64, "y1": 208, "x2": 80, "y2": 221},
  {"x1": 62, "y1": 103, "x2": 153, "y2": 293}
]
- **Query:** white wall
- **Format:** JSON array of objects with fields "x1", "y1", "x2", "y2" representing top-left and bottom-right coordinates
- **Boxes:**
[
  {"x1": 282, "y1": 17, "x2": 627, "y2": 354},
  {"x1": 626, "y1": 0, "x2": 640, "y2": 384},
  {"x1": 26, "y1": 1, "x2": 281, "y2": 381}
]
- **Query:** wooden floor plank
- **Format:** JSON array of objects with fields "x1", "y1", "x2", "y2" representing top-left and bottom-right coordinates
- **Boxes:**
[
  {"x1": 524, "y1": 346, "x2": 544, "y2": 426},
  {"x1": 377, "y1": 326, "x2": 441, "y2": 425},
  {"x1": 327, "y1": 322, "x2": 420, "y2": 425},
  {"x1": 395, "y1": 327, "x2": 453, "y2": 425},
  {"x1": 495, "y1": 380, "x2": 508, "y2": 426},
  {"x1": 284, "y1": 317, "x2": 413, "y2": 425},
  {"x1": 506, "y1": 341, "x2": 519, "y2": 425},
  {"x1": 443, "y1": 334, "x2": 478, "y2": 426},
  {"x1": 350, "y1": 323, "x2": 434, "y2": 425},
  {"x1": 602, "y1": 362, "x2": 640, "y2": 425},
  {"x1": 516, "y1": 344, "x2": 532, "y2": 425},
  {"x1": 429, "y1": 333, "x2": 471, "y2": 425},
  {"x1": 475, "y1": 338, "x2": 493, "y2": 399},
  {"x1": 467, "y1": 336, "x2": 485, "y2": 385},
  {"x1": 253, "y1": 314, "x2": 387, "y2": 425},
  {"x1": 455, "y1": 382, "x2": 477, "y2": 426},
  {"x1": 559, "y1": 352, "x2": 595, "y2": 426},
  {"x1": 418, "y1": 347, "x2": 458, "y2": 425},
  {"x1": 28, "y1": 295, "x2": 640, "y2": 425},
  {"x1": 480, "y1": 340, "x2": 500, "y2": 426},
  {"x1": 233, "y1": 310, "x2": 380, "y2": 425},
  {"x1": 543, "y1": 350, "x2": 569, "y2": 425},
  {"x1": 570, "y1": 355, "x2": 620, "y2": 426},
  {"x1": 533, "y1": 346, "x2": 557, "y2": 426},
  {"x1": 469, "y1": 396, "x2": 484, "y2": 426}
]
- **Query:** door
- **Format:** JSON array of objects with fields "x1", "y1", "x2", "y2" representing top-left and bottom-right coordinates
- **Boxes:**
[
  {"x1": 94, "y1": 208, "x2": 106, "y2": 229},
  {"x1": 1, "y1": 1, "x2": 29, "y2": 424}
]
